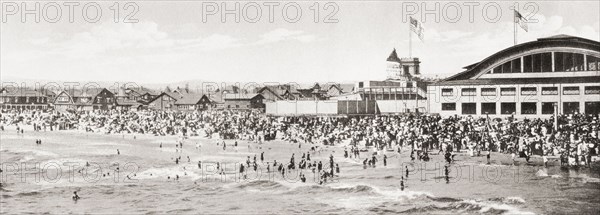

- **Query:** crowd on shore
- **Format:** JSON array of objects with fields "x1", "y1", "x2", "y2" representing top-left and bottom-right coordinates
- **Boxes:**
[{"x1": 1, "y1": 108, "x2": 599, "y2": 168}]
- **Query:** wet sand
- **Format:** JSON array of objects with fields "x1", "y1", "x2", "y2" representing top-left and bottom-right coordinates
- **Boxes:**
[{"x1": 1, "y1": 127, "x2": 599, "y2": 214}]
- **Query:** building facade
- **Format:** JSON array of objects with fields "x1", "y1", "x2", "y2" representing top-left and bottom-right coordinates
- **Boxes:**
[
  {"x1": 428, "y1": 35, "x2": 600, "y2": 118},
  {"x1": 223, "y1": 93, "x2": 265, "y2": 109},
  {"x1": 0, "y1": 88, "x2": 53, "y2": 110}
]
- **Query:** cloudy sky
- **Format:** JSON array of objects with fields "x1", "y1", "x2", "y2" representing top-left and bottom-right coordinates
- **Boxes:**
[{"x1": 1, "y1": 1, "x2": 598, "y2": 84}]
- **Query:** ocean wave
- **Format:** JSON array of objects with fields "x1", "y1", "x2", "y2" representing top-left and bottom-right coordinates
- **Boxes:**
[
  {"x1": 236, "y1": 180, "x2": 285, "y2": 190},
  {"x1": 398, "y1": 199, "x2": 533, "y2": 214},
  {"x1": 15, "y1": 191, "x2": 42, "y2": 197},
  {"x1": 459, "y1": 199, "x2": 533, "y2": 214},
  {"x1": 488, "y1": 196, "x2": 526, "y2": 204},
  {"x1": 285, "y1": 184, "x2": 378, "y2": 195}
]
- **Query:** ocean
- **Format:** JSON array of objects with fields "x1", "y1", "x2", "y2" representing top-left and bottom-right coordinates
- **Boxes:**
[{"x1": 1, "y1": 130, "x2": 599, "y2": 214}]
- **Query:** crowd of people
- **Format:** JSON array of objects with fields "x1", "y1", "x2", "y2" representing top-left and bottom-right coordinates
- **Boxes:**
[{"x1": 1, "y1": 108, "x2": 599, "y2": 170}]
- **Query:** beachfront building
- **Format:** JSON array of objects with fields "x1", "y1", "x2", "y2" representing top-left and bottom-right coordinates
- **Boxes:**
[
  {"x1": 223, "y1": 93, "x2": 264, "y2": 109},
  {"x1": 125, "y1": 87, "x2": 159, "y2": 103},
  {"x1": 265, "y1": 49, "x2": 430, "y2": 115},
  {"x1": 52, "y1": 88, "x2": 120, "y2": 111},
  {"x1": 428, "y1": 35, "x2": 600, "y2": 118},
  {"x1": 92, "y1": 88, "x2": 117, "y2": 110},
  {"x1": 53, "y1": 89, "x2": 95, "y2": 111},
  {"x1": 0, "y1": 88, "x2": 54, "y2": 110},
  {"x1": 256, "y1": 85, "x2": 286, "y2": 102},
  {"x1": 174, "y1": 93, "x2": 204, "y2": 111},
  {"x1": 326, "y1": 84, "x2": 355, "y2": 97},
  {"x1": 147, "y1": 92, "x2": 180, "y2": 110},
  {"x1": 352, "y1": 49, "x2": 429, "y2": 113}
]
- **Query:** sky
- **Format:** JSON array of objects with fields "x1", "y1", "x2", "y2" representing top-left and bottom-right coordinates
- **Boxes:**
[{"x1": 1, "y1": 0, "x2": 599, "y2": 84}]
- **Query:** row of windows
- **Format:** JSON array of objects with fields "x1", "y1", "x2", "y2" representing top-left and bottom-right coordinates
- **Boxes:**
[
  {"x1": 490, "y1": 53, "x2": 600, "y2": 73},
  {"x1": 0, "y1": 97, "x2": 48, "y2": 103},
  {"x1": 443, "y1": 86, "x2": 600, "y2": 96},
  {"x1": 441, "y1": 102, "x2": 600, "y2": 115}
]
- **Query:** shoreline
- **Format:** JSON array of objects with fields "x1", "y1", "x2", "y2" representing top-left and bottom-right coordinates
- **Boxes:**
[{"x1": 1, "y1": 128, "x2": 600, "y2": 214}]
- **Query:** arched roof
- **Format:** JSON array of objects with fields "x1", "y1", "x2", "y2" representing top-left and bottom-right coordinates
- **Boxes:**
[{"x1": 444, "y1": 35, "x2": 600, "y2": 81}]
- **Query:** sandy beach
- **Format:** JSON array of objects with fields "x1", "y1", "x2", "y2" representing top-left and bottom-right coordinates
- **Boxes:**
[{"x1": 1, "y1": 127, "x2": 599, "y2": 214}]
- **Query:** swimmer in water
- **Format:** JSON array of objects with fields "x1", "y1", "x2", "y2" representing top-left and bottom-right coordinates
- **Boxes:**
[
  {"x1": 400, "y1": 180, "x2": 405, "y2": 191},
  {"x1": 72, "y1": 191, "x2": 80, "y2": 201}
]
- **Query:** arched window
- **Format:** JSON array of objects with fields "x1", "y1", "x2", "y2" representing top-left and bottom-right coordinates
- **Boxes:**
[
  {"x1": 555, "y1": 52, "x2": 585, "y2": 72},
  {"x1": 587, "y1": 55, "x2": 599, "y2": 71}
]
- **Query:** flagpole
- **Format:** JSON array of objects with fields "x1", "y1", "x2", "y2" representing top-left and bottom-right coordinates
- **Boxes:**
[
  {"x1": 409, "y1": 18, "x2": 412, "y2": 58},
  {"x1": 514, "y1": 9, "x2": 517, "y2": 45}
]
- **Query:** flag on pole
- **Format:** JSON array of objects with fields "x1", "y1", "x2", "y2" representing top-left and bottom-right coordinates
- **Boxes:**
[
  {"x1": 409, "y1": 16, "x2": 424, "y2": 41},
  {"x1": 514, "y1": 11, "x2": 528, "y2": 32}
]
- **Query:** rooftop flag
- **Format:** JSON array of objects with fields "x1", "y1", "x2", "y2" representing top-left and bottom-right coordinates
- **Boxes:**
[
  {"x1": 514, "y1": 10, "x2": 528, "y2": 32},
  {"x1": 410, "y1": 16, "x2": 424, "y2": 41}
]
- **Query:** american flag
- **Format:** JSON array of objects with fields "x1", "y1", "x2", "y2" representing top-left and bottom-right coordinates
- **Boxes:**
[
  {"x1": 409, "y1": 16, "x2": 424, "y2": 41},
  {"x1": 514, "y1": 11, "x2": 528, "y2": 32}
]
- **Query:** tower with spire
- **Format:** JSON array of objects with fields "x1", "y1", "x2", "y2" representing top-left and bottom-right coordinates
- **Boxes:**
[{"x1": 386, "y1": 48, "x2": 421, "y2": 81}]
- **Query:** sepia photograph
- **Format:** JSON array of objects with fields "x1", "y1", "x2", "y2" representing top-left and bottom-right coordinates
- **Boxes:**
[{"x1": 0, "y1": 0, "x2": 599, "y2": 214}]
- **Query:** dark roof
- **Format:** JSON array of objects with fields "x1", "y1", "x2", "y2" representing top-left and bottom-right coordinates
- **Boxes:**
[
  {"x1": 431, "y1": 76, "x2": 600, "y2": 86},
  {"x1": 147, "y1": 92, "x2": 179, "y2": 104},
  {"x1": 444, "y1": 35, "x2": 600, "y2": 82},
  {"x1": 328, "y1": 83, "x2": 355, "y2": 93},
  {"x1": 258, "y1": 86, "x2": 284, "y2": 99},
  {"x1": 223, "y1": 93, "x2": 263, "y2": 100},
  {"x1": 386, "y1": 49, "x2": 401, "y2": 62},
  {"x1": 175, "y1": 93, "x2": 203, "y2": 105}
]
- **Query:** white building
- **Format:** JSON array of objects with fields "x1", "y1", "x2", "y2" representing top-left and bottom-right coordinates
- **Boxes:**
[{"x1": 428, "y1": 35, "x2": 600, "y2": 118}]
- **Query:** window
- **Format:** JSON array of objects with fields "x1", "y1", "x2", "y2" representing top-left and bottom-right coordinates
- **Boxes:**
[
  {"x1": 481, "y1": 103, "x2": 496, "y2": 114},
  {"x1": 585, "y1": 102, "x2": 600, "y2": 115},
  {"x1": 533, "y1": 54, "x2": 542, "y2": 72},
  {"x1": 587, "y1": 55, "x2": 599, "y2": 71},
  {"x1": 442, "y1": 88, "x2": 453, "y2": 96},
  {"x1": 511, "y1": 58, "x2": 521, "y2": 73},
  {"x1": 542, "y1": 87, "x2": 558, "y2": 95},
  {"x1": 574, "y1": 53, "x2": 585, "y2": 71},
  {"x1": 57, "y1": 96, "x2": 69, "y2": 102},
  {"x1": 521, "y1": 87, "x2": 537, "y2": 95},
  {"x1": 555, "y1": 52, "x2": 585, "y2": 72},
  {"x1": 501, "y1": 61, "x2": 511, "y2": 73},
  {"x1": 555, "y1": 52, "x2": 564, "y2": 71},
  {"x1": 521, "y1": 102, "x2": 537, "y2": 115},
  {"x1": 542, "y1": 53, "x2": 552, "y2": 72},
  {"x1": 523, "y1": 55, "x2": 533, "y2": 73},
  {"x1": 481, "y1": 88, "x2": 496, "y2": 96},
  {"x1": 523, "y1": 53, "x2": 551, "y2": 73},
  {"x1": 563, "y1": 102, "x2": 580, "y2": 114},
  {"x1": 461, "y1": 88, "x2": 476, "y2": 96},
  {"x1": 542, "y1": 102, "x2": 556, "y2": 114},
  {"x1": 500, "y1": 87, "x2": 516, "y2": 96},
  {"x1": 441, "y1": 103, "x2": 456, "y2": 111},
  {"x1": 406, "y1": 82, "x2": 413, "y2": 88},
  {"x1": 501, "y1": 103, "x2": 516, "y2": 115},
  {"x1": 358, "y1": 82, "x2": 364, "y2": 88},
  {"x1": 462, "y1": 103, "x2": 476, "y2": 115},
  {"x1": 403, "y1": 65, "x2": 410, "y2": 75},
  {"x1": 584, "y1": 86, "x2": 600, "y2": 95},
  {"x1": 563, "y1": 86, "x2": 580, "y2": 95}
]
